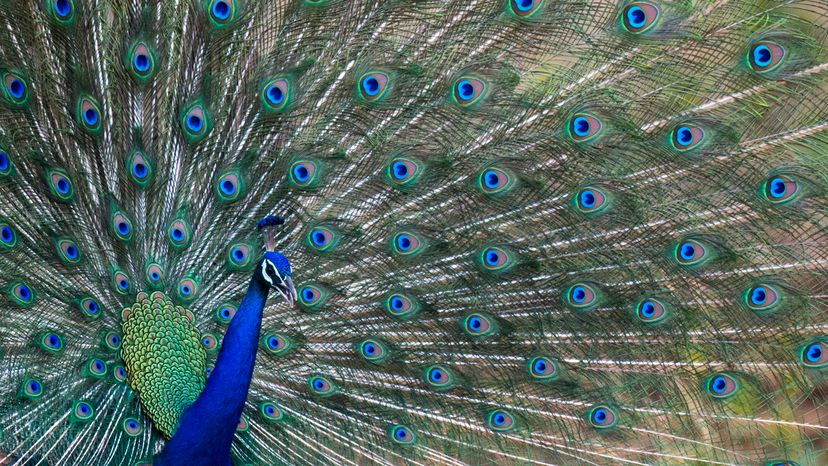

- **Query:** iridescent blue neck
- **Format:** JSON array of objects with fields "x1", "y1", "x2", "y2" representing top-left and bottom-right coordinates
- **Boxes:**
[{"x1": 155, "y1": 277, "x2": 268, "y2": 466}]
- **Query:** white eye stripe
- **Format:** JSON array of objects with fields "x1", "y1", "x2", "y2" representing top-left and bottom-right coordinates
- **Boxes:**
[{"x1": 261, "y1": 260, "x2": 275, "y2": 286}]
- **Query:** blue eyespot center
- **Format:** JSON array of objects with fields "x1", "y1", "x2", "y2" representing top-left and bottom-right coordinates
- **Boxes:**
[
  {"x1": 29, "y1": 380, "x2": 40, "y2": 392},
  {"x1": 84, "y1": 108, "x2": 98, "y2": 126},
  {"x1": 580, "y1": 190, "x2": 596, "y2": 208},
  {"x1": 573, "y1": 116, "x2": 590, "y2": 136},
  {"x1": 0, "y1": 152, "x2": 8, "y2": 170},
  {"x1": 627, "y1": 6, "x2": 645, "y2": 27},
  {"x1": 362, "y1": 76, "x2": 380, "y2": 96},
  {"x1": 711, "y1": 376, "x2": 726, "y2": 393},
  {"x1": 364, "y1": 343, "x2": 376, "y2": 355},
  {"x1": 269, "y1": 337, "x2": 280, "y2": 348},
  {"x1": 94, "y1": 361, "x2": 103, "y2": 371},
  {"x1": 172, "y1": 228, "x2": 184, "y2": 241},
  {"x1": 119, "y1": 279, "x2": 128, "y2": 289},
  {"x1": 390, "y1": 297, "x2": 403, "y2": 311},
  {"x1": 66, "y1": 244, "x2": 78, "y2": 258},
  {"x1": 485, "y1": 251, "x2": 499, "y2": 265},
  {"x1": 79, "y1": 404, "x2": 89, "y2": 414},
  {"x1": 680, "y1": 243, "x2": 695, "y2": 260},
  {"x1": 56, "y1": 178, "x2": 70, "y2": 194},
  {"x1": 516, "y1": 0, "x2": 534, "y2": 11},
  {"x1": 397, "y1": 235, "x2": 411, "y2": 250},
  {"x1": 430, "y1": 369, "x2": 443, "y2": 382},
  {"x1": 267, "y1": 85, "x2": 284, "y2": 104},
  {"x1": 87, "y1": 301, "x2": 98, "y2": 312},
  {"x1": 392, "y1": 161, "x2": 408, "y2": 179},
  {"x1": 133, "y1": 162, "x2": 147, "y2": 177},
  {"x1": 395, "y1": 428, "x2": 407, "y2": 439},
  {"x1": 1, "y1": 226, "x2": 12, "y2": 242},
  {"x1": 232, "y1": 248, "x2": 244, "y2": 260},
  {"x1": 19, "y1": 285, "x2": 30, "y2": 300},
  {"x1": 572, "y1": 286, "x2": 586, "y2": 303},
  {"x1": 212, "y1": 0, "x2": 231, "y2": 19},
  {"x1": 181, "y1": 285, "x2": 191, "y2": 295},
  {"x1": 134, "y1": 54, "x2": 150, "y2": 72},
  {"x1": 117, "y1": 222, "x2": 129, "y2": 235},
  {"x1": 754, "y1": 45, "x2": 772, "y2": 67},
  {"x1": 484, "y1": 170, "x2": 499, "y2": 188},
  {"x1": 186, "y1": 115, "x2": 203, "y2": 132},
  {"x1": 312, "y1": 231, "x2": 326, "y2": 246},
  {"x1": 593, "y1": 408, "x2": 607, "y2": 422},
  {"x1": 469, "y1": 317, "x2": 482, "y2": 330},
  {"x1": 150, "y1": 272, "x2": 160, "y2": 281},
  {"x1": 457, "y1": 80, "x2": 474, "y2": 100},
  {"x1": 54, "y1": 0, "x2": 71, "y2": 17},
  {"x1": 314, "y1": 379, "x2": 325, "y2": 390},
  {"x1": 806, "y1": 344, "x2": 823, "y2": 362},
  {"x1": 641, "y1": 301, "x2": 655, "y2": 317},
  {"x1": 751, "y1": 287, "x2": 767, "y2": 305},
  {"x1": 534, "y1": 360, "x2": 547, "y2": 372},
  {"x1": 48, "y1": 335, "x2": 59, "y2": 347},
  {"x1": 302, "y1": 288, "x2": 315, "y2": 301},
  {"x1": 769, "y1": 177, "x2": 786, "y2": 198},
  {"x1": 221, "y1": 179, "x2": 236, "y2": 194},
  {"x1": 293, "y1": 165, "x2": 309, "y2": 181},
  {"x1": 676, "y1": 127, "x2": 692, "y2": 145},
  {"x1": 265, "y1": 405, "x2": 275, "y2": 415},
  {"x1": 9, "y1": 79, "x2": 24, "y2": 98}
]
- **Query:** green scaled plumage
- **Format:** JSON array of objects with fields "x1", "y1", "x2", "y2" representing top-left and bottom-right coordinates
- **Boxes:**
[{"x1": 0, "y1": 0, "x2": 828, "y2": 465}]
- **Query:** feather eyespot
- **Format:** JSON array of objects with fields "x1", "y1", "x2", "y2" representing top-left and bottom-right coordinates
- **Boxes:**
[
  {"x1": 574, "y1": 187, "x2": 609, "y2": 214},
  {"x1": 48, "y1": 0, "x2": 75, "y2": 24},
  {"x1": 180, "y1": 102, "x2": 212, "y2": 143},
  {"x1": 215, "y1": 302, "x2": 237, "y2": 324},
  {"x1": 308, "y1": 375, "x2": 337, "y2": 397},
  {"x1": 306, "y1": 226, "x2": 339, "y2": 253},
  {"x1": 262, "y1": 78, "x2": 290, "y2": 112},
  {"x1": 387, "y1": 157, "x2": 422, "y2": 186},
  {"x1": 87, "y1": 358, "x2": 107, "y2": 377},
  {"x1": 167, "y1": 219, "x2": 192, "y2": 249},
  {"x1": 762, "y1": 174, "x2": 800, "y2": 205},
  {"x1": 487, "y1": 409, "x2": 516, "y2": 432},
  {"x1": 10, "y1": 281, "x2": 34, "y2": 307},
  {"x1": 674, "y1": 239, "x2": 712, "y2": 267},
  {"x1": 145, "y1": 263, "x2": 165, "y2": 288},
  {"x1": 113, "y1": 365, "x2": 127, "y2": 383},
  {"x1": 216, "y1": 172, "x2": 244, "y2": 202},
  {"x1": 622, "y1": 1, "x2": 659, "y2": 33},
  {"x1": 209, "y1": 0, "x2": 237, "y2": 25},
  {"x1": 0, "y1": 222, "x2": 17, "y2": 249},
  {"x1": 800, "y1": 340, "x2": 828, "y2": 369},
  {"x1": 528, "y1": 356, "x2": 560, "y2": 381},
  {"x1": 568, "y1": 113, "x2": 603, "y2": 142},
  {"x1": 390, "y1": 230, "x2": 424, "y2": 257},
  {"x1": 588, "y1": 405, "x2": 618, "y2": 429},
  {"x1": 565, "y1": 283, "x2": 599, "y2": 310},
  {"x1": 359, "y1": 72, "x2": 390, "y2": 101},
  {"x1": 227, "y1": 243, "x2": 253, "y2": 270},
  {"x1": 72, "y1": 401, "x2": 95, "y2": 422},
  {"x1": 479, "y1": 246, "x2": 515, "y2": 273},
  {"x1": 177, "y1": 278, "x2": 198, "y2": 301},
  {"x1": 670, "y1": 123, "x2": 705, "y2": 151},
  {"x1": 0, "y1": 149, "x2": 12, "y2": 176},
  {"x1": 358, "y1": 338, "x2": 390, "y2": 363},
  {"x1": 21, "y1": 377, "x2": 44, "y2": 399},
  {"x1": 40, "y1": 332, "x2": 64, "y2": 353},
  {"x1": 289, "y1": 160, "x2": 320, "y2": 188},
  {"x1": 263, "y1": 332, "x2": 293, "y2": 356},
  {"x1": 103, "y1": 331, "x2": 121, "y2": 350},
  {"x1": 749, "y1": 41, "x2": 786, "y2": 74},
  {"x1": 509, "y1": 0, "x2": 543, "y2": 17},
  {"x1": 127, "y1": 151, "x2": 153, "y2": 186},
  {"x1": 128, "y1": 42, "x2": 156, "y2": 81},
  {"x1": 462, "y1": 313, "x2": 498, "y2": 338},
  {"x1": 56, "y1": 238, "x2": 82, "y2": 264},
  {"x1": 76, "y1": 96, "x2": 103, "y2": 134},
  {"x1": 425, "y1": 365, "x2": 456, "y2": 390},
  {"x1": 478, "y1": 167, "x2": 514, "y2": 195},
  {"x1": 453, "y1": 76, "x2": 486, "y2": 107},
  {"x1": 123, "y1": 418, "x2": 142, "y2": 436},
  {"x1": 113, "y1": 270, "x2": 131, "y2": 295},
  {"x1": 385, "y1": 292, "x2": 420, "y2": 320},
  {"x1": 390, "y1": 425, "x2": 416, "y2": 445},
  {"x1": 298, "y1": 283, "x2": 329, "y2": 310},
  {"x1": 80, "y1": 297, "x2": 101, "y2": 319},
  {"x1": 2, "y1": 71, "x2": 28, "y2": 106},
  {"x1": 201, "y1": 333, "x2": 218, "y2": 353},
  {"x1": 635, "y1": 298, "x2": 668, "y2": 324},
  {"x1": 705, "y1": 373, "x2": 739, "y2": 398},
  {"x1": 261, "y1": 401, "x2": 285, "y2": 422},
  {"x1": 743, "y1": 284, "x2": 780, "y2": 313},
  {"x1": 48, "y1": 169, "x2": 74, "y2": 201}
]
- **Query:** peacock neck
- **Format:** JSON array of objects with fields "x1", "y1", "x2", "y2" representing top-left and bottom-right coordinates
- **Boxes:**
[{"x1": 155, "y1": 277, "x2": 269, "y2": 465}]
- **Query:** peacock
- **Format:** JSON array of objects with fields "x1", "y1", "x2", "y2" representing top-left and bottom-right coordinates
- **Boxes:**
[{"x1": 0, "y1": 0, "x2": 827, "y2": 464}]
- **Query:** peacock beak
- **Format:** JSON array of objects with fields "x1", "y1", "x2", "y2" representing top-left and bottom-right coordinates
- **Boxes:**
[{"x1": 274, "y1": 274, "x2": 297, "y2": 306}]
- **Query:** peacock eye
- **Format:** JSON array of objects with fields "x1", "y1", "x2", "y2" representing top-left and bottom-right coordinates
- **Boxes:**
[
  {"x1": 127, "y1": 151, "x2": 154, "y2": 186},
  {"x1": 588, "y1": 405, "x2": 618, "y2": 429},
  {"x1": 462, "y1": 313, "x2": 498, "y2": 338},
  {"x1": 622, "y1": 1, "x2": 660, "y2": 33},
  {"x1": 261, "y1": 401, "x2": 285, "y2": 422},
  {"x1": 104, "y1": 331, "x2": 122, "y2": 350},
  {"x1": 0, "y1": 222, "x2": 16, "y2": 249},
  {"x1": 674, "y1": 239, "x2": 711, "y2": 267},
  {"x1": 306, "y1": 226, "x2": 339, "y2": 253},
  {"x1": 40, "y1": 332, "x2": 64, "y2": 353},
  {"x1": 749, "y1": 41, "x2": 786, "y2": 74},
  {"x1": 87, "y1": 358, "x2": 107, "y2": 377},
  {"x1": 2, "y1": 71, "x2": 28, "y2": 105},
  {"x1": 113, "y1": 365, "x2": 127, "y2": 383},
  {"x1": 574, "y1": 187, "x2": 609, "y2": 214},
  {"x1": 167, "y1": 219, "x2": 193, "y2": 249},
  {"x1": 177, "y1": 278, "x2": 198, "y2": 301},
  {"x1": 56, "y1": 238, "x2": 82, "y2": 264},
  {"x1": 424, "y1": 365, "x2": 456, "y2": 390},
  {"x1": 478, "y1": 167, "x2": 514, "y2": 195},
  {"x1": 123, "y1": 417, "x2": 142, "y2": 436},
  {"x1": 227, "y1": 243, "x2": 253, "y2": 270},
  {"x1": 385, "y1": 292, "x2": 421, "y2": 320},
  {"x1": 800, "y1": 340, "x2": 828, "y2": 369},
  {"x1": 10, "y1": 281, "x2": 35, "y2": 307},
  {"x1": 111, "y1": 270, "x2": 131, "y2": 295},
  {"x1": 358, "y1": 338, "x2": 390, "y2": 363},
  {"x1": 705, "y1": 373, "x2": 739, "y2": 398},
  {"x1": 128, "y1": 42, "x2": 156, "y2": 81},
  {"x1": 479, "y1": 246, "x2": 515, "y2": 273},
  {"x1": 48, "y1": 169, "x2": 75, "y2": 201},
  {"x1": 145, "y1": 262, "x2": 165, "y2": 288},
  {"x1": 670, "y1": 123, "x2": 706, "y2": 151},
  {"x1": 743, "y1": 284, "x2": 780, "y2": 313},
  {"x1": 77, "y1": 96, "x2": 103, "y2": 134},
  {"x1": 209, "y1": 0, "x2": 237, "y2": 25},
  {"x1": 216, "y1": 172, "x2": 244, "y2": 202},
  {"x1": 564, "y1": 283, "x2": 600, "y2": 311},
  {"x1": 509, "y1": 0, "x2": 543, "y2": 17},
  {"x1": 635, "y1": 298, "x2": 668, "y2": 324},
  {"x1": 568, "y1": 113, "x2": 603, "y2": 142},
  {"x1": 111, "y1": 211, "x2": 134, "y2": 241},
  {"x1": 262, "y1": 78, "x2": 289, "y2": 112},
  {"x1": 528, "y1": 356, "x2": 560, "y2": 381},
  {"x1": 453, "y1": 76, "x2": 486, "y2": 107},
  {"x1": 72, "y1": 401, "x2": 95, "y2": 421},
  {"x1": 390, "y1": 230, "x2": 424, "y2": 257},
  {"x1": 180, "y1": 102, "x2": 212, "y2": 143},
  {"x1": 762, "y1": 174, "x2": 800, "y2": 205},
  {"x1": 262, "y1": 332, "x2": 293, "y2": 356},
  {"x1": 21, "y1": 377, "x2": 44, "y2": 399},
  {"x1": 289, "y1": 160, "x2": 321, "y2": 188},
  {"x1": 390, "y1": 425, "x2": 416, "y2": 444},
  {"x1": 0, "y1": 149, "x2": 12, "y2": 176},
  {"x1": 387, "y1": 157, "x2": 422, "y2": 186},
  {"x1": 487, "y1": 409, "x2": 516, "y2": 432},
  {"x1": 308, "y1": 375, "x2": 336, "y2": 397},
  {"x1": 215, "y1": 302, "x2": 237, "y2": 323},
  {"x1": 80, "y1": 297, "x2": 101, "y2": 319},
  {"x1": 49, "y1": 0, "x2": 75, "y2": 23},
  {"x1": 359, "y1": 72, "x2": 390, "y2": 101}
]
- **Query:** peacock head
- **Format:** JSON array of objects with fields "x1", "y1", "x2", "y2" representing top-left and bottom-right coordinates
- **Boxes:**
[{"x1": 256, "y1": 215, "x2": 297, "y2": 304}]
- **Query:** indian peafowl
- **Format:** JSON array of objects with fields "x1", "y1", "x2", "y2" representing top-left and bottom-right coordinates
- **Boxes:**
[{"x1": 0, "y1": 0, "x2": 827, "y2": 464}]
